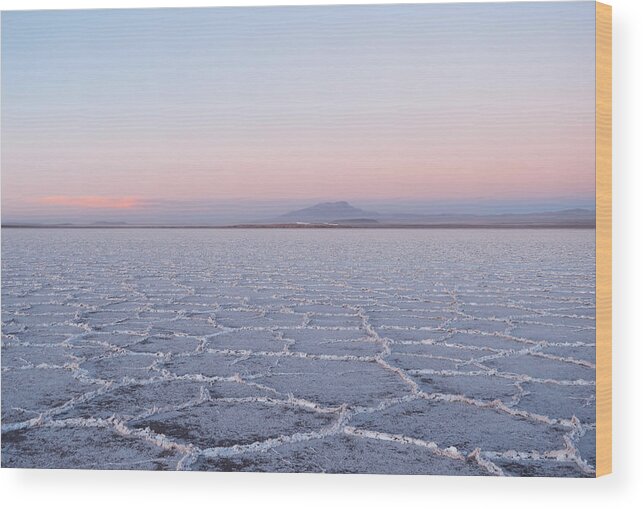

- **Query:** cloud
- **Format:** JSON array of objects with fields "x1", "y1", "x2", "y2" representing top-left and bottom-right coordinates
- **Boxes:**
[{"x1": 37, "y1": 195, "x2": 141, "y2": 209}]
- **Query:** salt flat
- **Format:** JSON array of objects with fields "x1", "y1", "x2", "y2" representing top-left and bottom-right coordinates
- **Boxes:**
[{"x1": 1, "y1": 228, "x2": 595, "y2": 476}]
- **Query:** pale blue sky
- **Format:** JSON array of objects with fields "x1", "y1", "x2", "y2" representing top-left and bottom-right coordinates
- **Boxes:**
[{"x1": 1, "y1": 2, "x2": 596, "y2": 224}]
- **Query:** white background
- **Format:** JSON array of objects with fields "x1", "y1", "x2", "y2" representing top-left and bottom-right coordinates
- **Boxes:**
[{"x1": 0, "y1": 0, "x2": 641, "y2": 507}]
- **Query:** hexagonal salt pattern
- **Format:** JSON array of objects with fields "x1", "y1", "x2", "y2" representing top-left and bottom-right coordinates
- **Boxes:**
[{"x1": 2, "y1": 228, "x2": 595, "y2": 476}]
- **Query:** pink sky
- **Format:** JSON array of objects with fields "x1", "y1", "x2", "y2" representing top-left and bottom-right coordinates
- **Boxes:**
[{"x1": 1, "y1": 4, "x2": 596, "y2": 223}]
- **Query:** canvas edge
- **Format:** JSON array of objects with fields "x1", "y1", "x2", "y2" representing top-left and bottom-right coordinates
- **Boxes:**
[{"x1": 595, "y1": 0, "x2": 612, "y2": 478}]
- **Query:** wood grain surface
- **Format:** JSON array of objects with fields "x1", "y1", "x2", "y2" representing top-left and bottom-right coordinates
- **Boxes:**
[{"x1": 596, "y1": 0, "x2": 612, "y2": 478}]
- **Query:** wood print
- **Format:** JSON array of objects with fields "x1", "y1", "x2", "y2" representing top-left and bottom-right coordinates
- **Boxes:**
[{"x1": 0, "y1": 2, "x2": 611, "y2": 476}]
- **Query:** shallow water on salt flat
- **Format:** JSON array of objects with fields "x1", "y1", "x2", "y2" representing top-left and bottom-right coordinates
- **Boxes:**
[{"x1": 1, "y1": 228, "x2": 596, "y2": 476}]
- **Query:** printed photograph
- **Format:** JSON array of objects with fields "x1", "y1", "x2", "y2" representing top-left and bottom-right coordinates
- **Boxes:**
[{"x1": 1, "y1": 2, "x2": 597, "y2": 476}]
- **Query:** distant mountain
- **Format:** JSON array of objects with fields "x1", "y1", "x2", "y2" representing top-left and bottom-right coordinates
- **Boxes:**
[
  {"x1": 259, "y1": 202, "x2": 596, "y2": 228},
  {"x1": 381, "y1": 208, "x2": 596, "y2": 226},
  {"x1": 1, "y1": 204, "x2": 595, "y2": 229},
  {"x1": 277, "y1": 201, "x2": 379, "y2": 223}
]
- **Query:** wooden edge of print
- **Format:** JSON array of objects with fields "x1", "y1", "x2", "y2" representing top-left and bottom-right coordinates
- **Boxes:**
[{"x1": 595, "y1": 1, "x2": 612, "y2": 478}]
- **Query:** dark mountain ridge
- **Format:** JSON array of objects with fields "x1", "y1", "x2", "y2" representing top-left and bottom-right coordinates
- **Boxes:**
[
  {"x1": 278, "y1": 201, "x2": 379, "y2": 222},
  {"x1": 1, "y1": 203, "x2": 596, "y2": 228},
  {"x1": 269, "y1": 202, "x2": 595, "y2": 227}
]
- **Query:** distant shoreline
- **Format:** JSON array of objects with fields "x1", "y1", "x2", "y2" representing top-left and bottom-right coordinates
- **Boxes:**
[
  {"x1": 1, "y1": 203, "x2": 596, "y2": 230},
  {"x1": 1, "y1": 224, "x2": 596, "y2": 230}
]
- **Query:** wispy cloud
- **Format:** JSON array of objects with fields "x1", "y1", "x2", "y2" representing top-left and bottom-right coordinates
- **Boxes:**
[{"x1": 37, "y1": 196, "x2": 142, "y2": 209}]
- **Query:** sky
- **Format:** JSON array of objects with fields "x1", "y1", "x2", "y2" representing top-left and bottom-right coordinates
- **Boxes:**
[{"x1": 1, "y1": 2, "x2": 596, "y2": 224}]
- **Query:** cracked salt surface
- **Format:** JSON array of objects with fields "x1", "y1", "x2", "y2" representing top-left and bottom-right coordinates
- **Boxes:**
[{"x1": 1, "y1": 228, "x2": 595, "y2": 476}]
